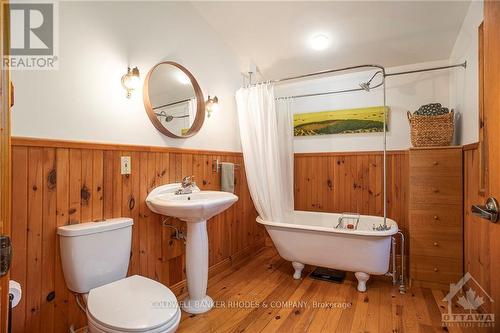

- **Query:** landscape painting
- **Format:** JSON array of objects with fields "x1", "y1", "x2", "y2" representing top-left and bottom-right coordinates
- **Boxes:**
[{"x1": 293, "y1": 106, "x2": 389, "y2": 136}]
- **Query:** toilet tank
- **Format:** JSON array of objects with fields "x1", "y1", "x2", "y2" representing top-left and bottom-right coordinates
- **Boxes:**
[{"x1": 57, "y1": 218, "x2": 133, "y2": 293}]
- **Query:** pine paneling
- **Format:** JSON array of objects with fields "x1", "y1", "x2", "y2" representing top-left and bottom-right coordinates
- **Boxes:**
[
  {"x1": 12, "y1": 138, "x2": 411, "y2": 332},
  {"x1": 294, "y1": 151, "x2": 409, "y2": 253},
  {"x1": 10, "y1": 139, "x2": 264, "y2": 333}
]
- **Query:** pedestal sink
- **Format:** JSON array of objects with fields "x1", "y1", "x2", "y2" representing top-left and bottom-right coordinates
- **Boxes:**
[{"x1": 146, "y1": 183, "x2": 238, "y2": 314}]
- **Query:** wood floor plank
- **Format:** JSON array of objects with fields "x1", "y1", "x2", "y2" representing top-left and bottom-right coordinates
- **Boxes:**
[
  {"x1": 215, "y1": 262, "x2": 293, "y2": 332},
  {"x1": 179, "y1": 254, "x2": 286, "y2": 332},
  {"x1": 349, "y1": 281, "x2": 379, "y2": 333},
  {"x1": 333, "y1": 278, "x2": 358, "y2": 332},
  {"x1": 178, "y1": 247, "x2": 468, "y2": 333},
  {"x1": 378, "y1": 281, "x2": 397, "y2": 333},
  {"x1": 316, "y1": 278, "x2": 353, "y2": 332},
  {"x1": 274, "y1": 281, "x2": 322, "y2": 333},
  {"x1": 231, "y1": 272, "x2": 305, "y2": 333},
  {"x1": 398, "y1": 282, "x2": 420, "y2": 333}
]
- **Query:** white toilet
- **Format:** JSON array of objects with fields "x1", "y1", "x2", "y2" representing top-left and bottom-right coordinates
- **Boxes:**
[{"x1": 57, "y1": 218, "x2": 180, "y2": 333}]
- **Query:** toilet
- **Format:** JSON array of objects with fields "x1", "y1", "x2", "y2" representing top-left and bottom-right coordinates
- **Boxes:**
[{"x1": 57, "y1": 218, "x2": 180, "y2": 333}]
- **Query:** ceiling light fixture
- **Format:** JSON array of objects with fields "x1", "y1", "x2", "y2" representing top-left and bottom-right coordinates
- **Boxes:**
[
  {"x1": 310, "y1": 34, "x2": 329, "y2": 51},
  {"x1": 177, "y1": 72, "x2": 191, "y2": 85}
]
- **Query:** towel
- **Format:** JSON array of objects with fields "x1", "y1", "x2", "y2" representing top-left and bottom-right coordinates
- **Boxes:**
[{"x1": 220, "y1": 162, "x2": 235, "y2": 193}]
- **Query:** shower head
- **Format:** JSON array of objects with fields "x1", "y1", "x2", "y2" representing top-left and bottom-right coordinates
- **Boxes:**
[
  {"x1": 359, "y1": 70, "x2": 383, "y2": 92},
  {"x1": 155, "y1": 110, "x2": 189, "y2": 123},
  {"x1": 359, "y1": 82, "x2": 371, "y2": 92}
]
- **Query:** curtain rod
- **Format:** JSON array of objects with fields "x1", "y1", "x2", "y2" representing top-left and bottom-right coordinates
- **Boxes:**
[
  {"x1": 249, "y1": 64, "x2": 386, "y2": 87},
  {"x1": 269, "y1": 64, "x2": 386, "y2": 85},
  {"x1": 251, "y1": 61, "x2": 466, "y2": 100},
  {"x1": 152, "y1": 97, "x2": 194, "y2": 110},
  {"x1": 385, "y1": 62, "x2": 466, "y2": 77}
]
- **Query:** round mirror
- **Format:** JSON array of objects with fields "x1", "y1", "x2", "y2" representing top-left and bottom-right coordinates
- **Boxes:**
[{"x1": 143, "y1": 61, "x2": 205, "y2": 138}]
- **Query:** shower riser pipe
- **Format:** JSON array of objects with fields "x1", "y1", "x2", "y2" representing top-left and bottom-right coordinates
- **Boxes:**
[{"x1": 384, "y1": 231, "x2": 406, "y2": 293}]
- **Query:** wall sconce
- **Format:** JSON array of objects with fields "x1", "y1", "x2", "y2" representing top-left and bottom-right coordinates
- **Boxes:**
[
  {"x1": 205, "y1": 95, "x2": 219, "y2": 118},
  {"x1": 121, "y1": 66, "x2": 140, "y2": 98}
]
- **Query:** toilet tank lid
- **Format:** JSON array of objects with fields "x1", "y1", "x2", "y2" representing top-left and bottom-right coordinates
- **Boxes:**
[{"x1": 57, "y1": 218, "x2": 133, "y2": 237}]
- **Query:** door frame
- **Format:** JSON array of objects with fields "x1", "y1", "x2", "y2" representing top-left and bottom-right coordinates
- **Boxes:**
[
  {"x1": 0, "y1": 0, "x2": 11, "y2": 332},
  {"x1": 484, "y1": 0, "x2": 500, "y2": 323}
]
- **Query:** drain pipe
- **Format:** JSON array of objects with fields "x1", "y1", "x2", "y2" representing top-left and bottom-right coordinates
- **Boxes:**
[
  {"x1": 161, "y1": 218, "x2": 186, "y2": 244},
  {"x1": 385, "y1": 231, "x2": 406, "y2": 293},
  {"x1": 385, "y1": 236, "x2": 398, "y2": 285},
  {"x1": 398, "y1": 231, "x2": 406, "y2": 294}
]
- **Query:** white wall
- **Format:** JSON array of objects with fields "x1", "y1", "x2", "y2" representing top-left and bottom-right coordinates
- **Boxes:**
[
  {"x1": 11, "y1": 1, "x2": 479, "y2": 153},
  {"x1": 449, "y1": 0, "x2": 483, "y2": 145},
  {"x1": 11, "y1": 1, "x2": 243, "y2": 151},
  {"x1": 276, "y1": 60, "x2": 452, "y2": 153}
]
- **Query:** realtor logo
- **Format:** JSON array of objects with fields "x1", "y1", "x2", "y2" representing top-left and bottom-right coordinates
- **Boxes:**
[
  {"x1": 442, "y1": 272, "x2": 495, "y2": 328},
  {"x1": 3, "y1": 1, "x2": 59, "y2": 70}
]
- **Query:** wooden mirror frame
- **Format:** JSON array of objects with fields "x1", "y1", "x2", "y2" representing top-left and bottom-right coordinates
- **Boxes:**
[{"x1": 143, "y1": 61, "x2": 205, "y2": 138}]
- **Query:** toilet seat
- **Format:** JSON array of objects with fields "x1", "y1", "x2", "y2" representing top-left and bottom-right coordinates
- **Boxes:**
[
  {"x1": 87, "y1": 310, "x2": 180, "y2": 333},
  {"x1": 87, "y1": 275, "x2": 180, "y2": 333}
]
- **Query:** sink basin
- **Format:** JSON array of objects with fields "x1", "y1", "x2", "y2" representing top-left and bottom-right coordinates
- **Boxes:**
[
  {"x1": 146, "y1": 185, "x2": 238, "y2": 222},
  {"x1": 146, "y1": 183, "x2": 238, "y2": 314}
]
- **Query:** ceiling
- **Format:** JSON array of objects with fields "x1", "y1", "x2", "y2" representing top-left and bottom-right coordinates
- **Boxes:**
[{"x1": 191, "y1": 1, "x2": 471, "y2": 80}]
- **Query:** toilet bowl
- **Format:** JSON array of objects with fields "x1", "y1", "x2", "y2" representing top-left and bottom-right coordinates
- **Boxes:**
[
  {"x1": 86, "y1": 275, "x2": 180, "y2": 333},
  {"x1": 57, "y1": 218, "x2": 180, "y2": 333}
]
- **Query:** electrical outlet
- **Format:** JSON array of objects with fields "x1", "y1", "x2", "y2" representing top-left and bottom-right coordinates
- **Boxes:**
[{"x1": 121, "y1": 156, "x2": 131, "y2": 175}]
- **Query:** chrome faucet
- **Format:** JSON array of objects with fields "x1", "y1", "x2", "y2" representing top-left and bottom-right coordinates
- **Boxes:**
[{"x1": 175, "y1": 176, "x2": 196, "y2": 195}]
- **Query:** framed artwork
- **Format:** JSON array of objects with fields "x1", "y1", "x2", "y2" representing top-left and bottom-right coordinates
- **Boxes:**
[{"x1": 293, "y1": 106, "x2": 389, "y2": 136}]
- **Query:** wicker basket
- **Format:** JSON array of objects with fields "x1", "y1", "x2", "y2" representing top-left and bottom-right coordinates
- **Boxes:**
[{"x1": 407, "y1": 110, "x2": 454, "y2": 147}]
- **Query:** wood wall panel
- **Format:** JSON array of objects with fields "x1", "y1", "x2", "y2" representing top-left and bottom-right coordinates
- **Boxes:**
[
  {"x1": 11, "y1": 138, "x2": 412, "y2": 332},
  {"x1": 10, "y1": 140, "x2": 264, "y2": 333},
  {"x1": 294, "y1": 151, "x2": 409, "y2": 253},
  {"x1": 464, "y1": 144, "x2": 491, "y2": 313}
]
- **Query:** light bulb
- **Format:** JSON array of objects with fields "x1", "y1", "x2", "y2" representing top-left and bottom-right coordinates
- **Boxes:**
[
  {"x1": 121, "y1": 66, "x2": 140, "y2": 98},
  {"x1": 124, "y1": 74, "x2": 141, "y2": 90},
  {"x1": 205, "y1": 95, "x2": 219, "y2": 118},
  {"x1": 310, "y1": 34, "x2": 329, "y2": 51}
]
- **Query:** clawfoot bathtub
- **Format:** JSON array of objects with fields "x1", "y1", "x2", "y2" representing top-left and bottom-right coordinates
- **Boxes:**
[{"x1": 257, "y1": 211, "x2": 398, "y2": 292}]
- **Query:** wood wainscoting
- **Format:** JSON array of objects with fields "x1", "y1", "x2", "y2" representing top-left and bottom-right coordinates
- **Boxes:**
[
  {"x1": 294, "y1": 150, "x2": 409, "y2": 253},
  {"x1": 10, "y1": 139, "x2": 411, "y2": 332},
  {"x1": 10, "y1": 137, "x2": 264, "y2": 333}
]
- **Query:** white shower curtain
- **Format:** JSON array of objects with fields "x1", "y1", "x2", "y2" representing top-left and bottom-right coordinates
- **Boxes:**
[{"x1": 235, "y1": 84, "x2": 294, "y2": 223}]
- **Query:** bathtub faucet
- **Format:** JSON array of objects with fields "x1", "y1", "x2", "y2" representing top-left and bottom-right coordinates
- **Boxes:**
[{"x1": 373, "y1": 219, "x2": 391, "y2": 231}]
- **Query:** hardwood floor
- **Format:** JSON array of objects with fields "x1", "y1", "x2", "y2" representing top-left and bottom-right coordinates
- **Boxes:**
[{"x1": 178, "y1": 247, "x2": 487, "y2": 333}]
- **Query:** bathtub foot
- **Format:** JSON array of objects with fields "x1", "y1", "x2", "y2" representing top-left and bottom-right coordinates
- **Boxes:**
[
  {"x1": 355, "y1": 272, "x2": 370, "y2": 292},
  {"x1": 292, "y1": 262, "x2": 305, "y2": 280}
]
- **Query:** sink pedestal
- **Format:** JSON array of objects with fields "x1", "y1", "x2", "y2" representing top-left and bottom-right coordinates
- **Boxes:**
[
  {"x1": 145, "y1": 184, "x2": 238, "y2": 314},
  {"x1": 182, "y1": 219, "x2": 214, "y2": 314}
]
